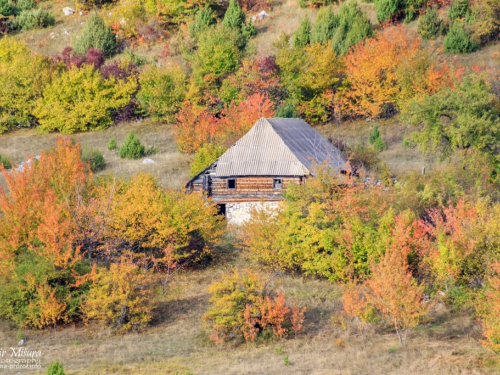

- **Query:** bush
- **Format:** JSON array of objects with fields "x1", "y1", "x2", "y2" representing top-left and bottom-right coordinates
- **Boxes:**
[
  {"x1": 203, "y1": 269, "x2": 303, "y2": 344},
  {"x1": 137, "y1": 64, "x2": 187, "y2": 122},
  {"x1": 119, "y1": 131, "x2": 145, "y2": 159},
  {"x1": 189, "y1": 143, "x2": 226, "y2": 177},
  {"x1": 46, "y1": 360, "x2": 65, "y2": 375},
  {"x1": 448, "y1": 0, "x2": 469, "y2": 22},
  {"x1": 418, "y1": 7, "x2": 444, "y2": 40},
  {"x1": 16, "y1": 0, "x2": 35, "y2": 11},
  {"x1": 34, "y1": 64, "x2": 137, "y2": 134},
  {"x1": 72, "y1": 14, "x2": 117, "y2": 58},
  {"x1": 81, "y1": 146, "x2": 105, "y2": 172},
  {"x1": 0, "y1": 0, "x2": 18, "y2": 17},
  {"x1": 0, "y1": 155, "x2": 11, "y2": 169},
  {"x1": 107, "y1": 137, "x2": 117, "y2": 150},
  {"x1": 444, "y1": 21, "x2": 479, "y2": 53},
  {"x1": 12, "y1": 8, "x2": 55, "y2": 30}
]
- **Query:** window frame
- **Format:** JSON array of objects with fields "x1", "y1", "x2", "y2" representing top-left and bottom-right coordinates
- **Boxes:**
[
  {"x1": 273, "y1": 178, "x2": 283, "y2": 190},
  {"x1": 227, "y1": 178, "x2": 236, "y2": 190}
]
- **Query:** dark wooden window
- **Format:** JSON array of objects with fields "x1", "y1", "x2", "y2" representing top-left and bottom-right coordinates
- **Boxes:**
[
  {"x1": 227, "y1": 179, "x2": 236, "y2": 189},
  {"x1": 273, "y1": 178, "x2": 283, "y2": 189}
]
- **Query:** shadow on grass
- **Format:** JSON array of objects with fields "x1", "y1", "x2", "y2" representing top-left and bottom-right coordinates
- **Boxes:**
[{"x1": 151, "y1": 294, "x2": 209, "y2": 327}]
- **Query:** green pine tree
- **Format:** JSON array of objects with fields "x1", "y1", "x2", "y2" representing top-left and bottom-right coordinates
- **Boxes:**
[
  {"x1": 293, "y1": 17, "x2": 311, "y2": 48},
  {"x1": 119, "y1": 132, "x2": 145, "y2": 159},
  {"x1": 73, "y1": 13, "x2": 117, "y2": 57}
]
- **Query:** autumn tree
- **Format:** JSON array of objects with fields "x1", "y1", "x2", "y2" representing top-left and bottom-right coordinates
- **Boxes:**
[
  {"x1": 219, "y1": 55, "x2": 286, "y2": 106},
  {"x1": 276, "y1": 38, "x2": 345, "y2": 123},
  {"x1": 174, "y1": 93, "x2": 275, "y2": 153},
  {"x1": 83, "y1": 254, "x2": 155, "y2": 332},
  {"x1": 402, "y1": 73, "x2": 500, "y2": 165},
  {"x1": 0, "y1": 139, "x2": 92, "y2": 328},
  {"x1": 0, "y1": 37, "x2": 53, "y2": 133},
  {"x1": 343, "y1": 213, "x2": 431, "y2": 347},
  {"x1": 341, "y1": 25, "x2": 449, "y2": 118},
  {"x1": 106, "y1": 173, "x2": 225, "y2": 263}
]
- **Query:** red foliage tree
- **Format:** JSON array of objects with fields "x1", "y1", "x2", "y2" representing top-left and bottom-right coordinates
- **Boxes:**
[{"x1": 174, "y1": 93, "x2": 275, "y2": 153}]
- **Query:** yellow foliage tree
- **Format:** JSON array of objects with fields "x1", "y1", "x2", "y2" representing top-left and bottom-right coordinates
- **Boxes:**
[
  {"x1": 83, "y1": 255, "x2": 154, "y2": 331},
  {"x1": 0, "y1": 37, "x2": 53, "y2": 133},
  {"x1": 34, "y1": 63, "x2": 137, "y2": 134}
]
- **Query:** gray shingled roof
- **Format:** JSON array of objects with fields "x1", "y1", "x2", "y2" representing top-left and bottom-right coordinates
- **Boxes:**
[{"x1": 215, "y1": 118, "x2": 348, "y2": 177}]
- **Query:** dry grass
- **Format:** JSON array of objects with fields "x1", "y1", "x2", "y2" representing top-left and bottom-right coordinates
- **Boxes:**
[
  {"x1": 251, "y1": 0, "x2": 377, "y2": 56},
  {"x1": 319, "y1": 119, "x2": 441, "y2": 178},
  {"x1": 0, "y1": 120, "x2": 192, "y2": 189},
  {"x1": 0, "y1": 246, "x2": 497, "y2": 375}
]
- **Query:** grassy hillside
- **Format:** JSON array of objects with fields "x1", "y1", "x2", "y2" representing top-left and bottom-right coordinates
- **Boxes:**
[{"x1": 1, "y1": 247, "x2": 497, "y2": 375}]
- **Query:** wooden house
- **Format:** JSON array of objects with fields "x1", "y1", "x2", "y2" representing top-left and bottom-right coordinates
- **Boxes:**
[{"x1": 186, "y1": 118, "x2": 348, "y2": 224}]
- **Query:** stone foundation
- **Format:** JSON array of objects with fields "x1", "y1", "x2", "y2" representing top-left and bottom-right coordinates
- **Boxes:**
[{"x1": 226, "y1": 201, "x2": 281, "y2": 226}]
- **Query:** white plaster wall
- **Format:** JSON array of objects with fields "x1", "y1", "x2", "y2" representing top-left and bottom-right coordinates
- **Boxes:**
[{"x1": 226, "y1": 201, "x2": 281, "y2": 226}]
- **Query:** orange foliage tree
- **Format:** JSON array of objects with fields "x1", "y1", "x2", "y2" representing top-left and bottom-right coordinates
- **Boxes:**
[
  {"x1": 174, "y1": 92, "x2": 275, "y2": 153},
  {"x1": 341, "y1": 25, "x2": 451, "y2": 118},
  {"x1": 343, "y1": 213, "x2": 431, "y2": 347},
  {"x1": 417, "y1": 199, "x2": 480, "y2": 288},
  {"x1": 0, "y1": 139, "x2": 92, "y2": 328}
]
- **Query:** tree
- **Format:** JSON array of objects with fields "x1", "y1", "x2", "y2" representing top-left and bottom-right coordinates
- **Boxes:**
[
  {"x1": 83, "y1": 254, "x2": 154, "y2": 332},
  {"x1": 310, "y1": 6, "x2": 338, "y2": 45},
  {"x1": 418, "y1": 199, "x2": 480, "y2": 288},
  {"x1": 174, "y1": 93, "x2": 275, "y2": 153},
  {"x1": 156, "y1": 0, "x2": 218, "y2": 26},
  {"x1": 137, "y1": 64, "x2": 187, "y2": 122},
  {"x1": 331, "y1": 1, "x2": 373, "y2": 55},
  {"x1": 343, "y1": 213, "x2": 431, "y2": 347},
  {"x1": 374, "y1": 0, "x2": 403, "y2": 23},
  {"x1": 293, "y1": 17, "x2": 311, "y2": 48},
  {"x1": 34, "y1": 64, "x2": 137, "y2": 134},
  {"x1": 341, "y1": 25, "x2": 449, "y2": 118},
  {"x1": 448, "y1": 0, "x2": 469, "y2": 21},
  {"x1": 192, "y1": 23, "x2": 243, "y2": 84},
  {"x1": 402, "y1": 73, "x2": 500, "y2": 164},
  {"x1": 189, "y1": 143, "x2": 226, "y2": 177},
  {"x1": 418, "y1": 7, "x2": 444, "y2": 40},
  {"x1": 0, "y1": 139, "x2": 92, "y2": 328},
  {"x1": 189, "y1": 7, "x2": 215, "y2": 37},
  {"x1": 73, "y1": 13, "x2": 117, "y2": 57},
  {"x1": 223, "y1": 0, "x2": 246, "y2": 30},
  {"x1": 276, "y1": 41, "x2": 344, "y2": 123},
  {"x1": 0, "y1": 37, "x2": 53, "y2": 133},
  {"x1": 444, "y1": 21, "x2": 479, "y2": 53}
]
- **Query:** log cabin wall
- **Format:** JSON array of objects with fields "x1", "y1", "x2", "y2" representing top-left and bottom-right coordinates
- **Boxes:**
[{"x1": 211, "y1": 176, "x2": 302, "y2": 202}]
